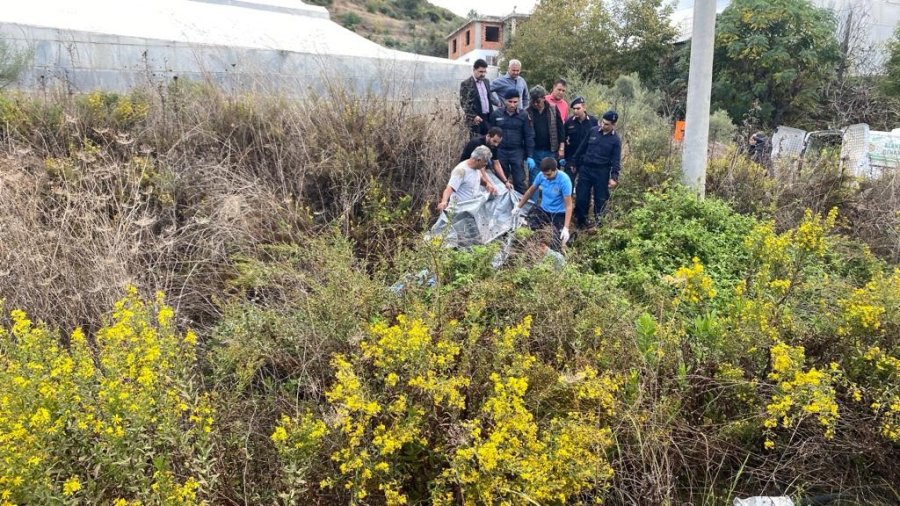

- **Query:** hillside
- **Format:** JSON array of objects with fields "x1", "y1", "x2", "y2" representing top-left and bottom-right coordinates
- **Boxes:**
[{"x1": 307, "y1": 0, "x2": 462, "y2": 57}]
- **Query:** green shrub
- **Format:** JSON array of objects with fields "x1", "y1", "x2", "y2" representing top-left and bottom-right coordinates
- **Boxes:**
[
  {"x1": 708, "y1": 108, "x2": 736, "y2": 144},
  {"x1": 581, "y1": 187, "x2": 756, "y2": 298}
]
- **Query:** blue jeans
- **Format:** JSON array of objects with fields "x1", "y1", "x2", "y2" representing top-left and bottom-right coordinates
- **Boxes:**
[
  {"x1": 575, "y1": 165, "x2": 610, "y2": 227},
  {"x1": 531, "y1": 150, "x2": 556, "y2": 183},
  {"x1": 498, "y1": 149, "x2": 527, "y2": 194}
]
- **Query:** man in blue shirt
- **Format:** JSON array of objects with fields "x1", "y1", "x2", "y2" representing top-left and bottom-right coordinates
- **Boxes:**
[
  {"x1": 511, "y1": 157, "x2": 573, "y2": 251},
  {"x1": 489, "y1": 88, "x2": 535, "y2": 194},
  {"x1": 572, "y1": 110, "x2": 621, "y2": 229},
  {"x1": 490, "y1": 59, "x2": 529, "y2": 111}
]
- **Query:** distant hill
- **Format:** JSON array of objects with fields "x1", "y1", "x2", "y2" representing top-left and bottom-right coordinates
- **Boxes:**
[{"x1": 306, "y1": 0, "x2": 463, "y2": 58}]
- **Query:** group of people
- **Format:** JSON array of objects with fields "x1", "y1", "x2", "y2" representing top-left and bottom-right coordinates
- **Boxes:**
[{"x1": 440, "y1": 58, "x2": 623, "y2": 252}]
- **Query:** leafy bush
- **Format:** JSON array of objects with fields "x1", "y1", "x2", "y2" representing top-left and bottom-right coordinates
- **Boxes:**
[
  {"x1": 581, "y1": 187, "x2": 756, "y2": 297},
  {"x1": 708, "y1": 108, "x2": 736, "y2": 144}
]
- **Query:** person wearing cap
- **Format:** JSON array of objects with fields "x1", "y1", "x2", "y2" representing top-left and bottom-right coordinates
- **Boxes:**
[
  {"x1": 459, "y1": 126, "x2": 514, "y2": 191},
  {"x1": 437, "y1": 145, "x2": 496, "y2": 212},
  {"x1": 563, "y1": 96, "x2": 598, "y2": 179},
  {"x1": 527, "y1": 85, "x2": 565, "y2": 182},
  {"x1": 488, "y1": 87, "x2": 535, "y2": 194},
  {"x1": 571, "y1": 110, "x2": 621, "y2": 228},
  {"x1": 545, "y1": 79, "x2": 569, "y2": 121},
  {"x1": 459, "y1": 59, "x2": 493, "y2": 138},
  {"x1": 490, "y1": 59, "x2": 529, "y2": 111},
  {"x1": 510, "y1": 157, "x2": 573, "y2": 252}
]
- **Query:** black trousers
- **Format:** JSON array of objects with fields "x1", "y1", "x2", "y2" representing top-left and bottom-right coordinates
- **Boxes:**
[
  {"x1": 528, "y1": 208, "x2": 566, "y2": 251},
  {"x1": 575, "y1": 164, "x2": 610, "y2": 227},
  {"x1": 498, "y1": 149, "x2": 527, "y2": 194}
]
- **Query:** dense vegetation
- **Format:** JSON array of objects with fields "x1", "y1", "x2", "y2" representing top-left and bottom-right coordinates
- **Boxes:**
[
  {"x1": 0, "y1": 74, "x2": 898, "y2": 505},
  {"x1": 506, "y1": 0, "x2": 900, "y2": 130}
]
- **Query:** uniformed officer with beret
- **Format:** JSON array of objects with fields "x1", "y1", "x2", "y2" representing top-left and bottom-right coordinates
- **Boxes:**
[
  {"x1": 488, "y1": 87, "x2": 536, "y2": 194},
  {"x1": 571, "y1": 110, "x2": 621, "y2": 228}
]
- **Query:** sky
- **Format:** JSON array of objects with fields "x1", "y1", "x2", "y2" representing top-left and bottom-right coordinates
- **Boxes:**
[
  {"x1": 426, "y1": 0, "x2": 537, "y2": 17},
  {"x1": 426, "y1": 0, "x2": 714, "y2": 18}
]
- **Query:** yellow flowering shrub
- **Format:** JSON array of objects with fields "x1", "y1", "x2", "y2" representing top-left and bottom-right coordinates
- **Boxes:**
[
  {"x1": 763, "y1": 341, "x2": 839, "y2": 447},
  {"x1": 743, "y1": 208, "x2": 836, "y2": 279},
  {"x1": 273, "y1": 315, "x2": 619, "y2": 505},
  {"x1": 0, "y1": 288, "x2": 213, "y2": 504},
  {"x1": 860, "y1": 346, "x2": 900, "y2": 442},
  {"x1": 77, "y1": 90, "x2": 149, "y2": 127},
  {"x1": 668, "y1": 257, "x2": 717, "y2": 305},
  {"x1": 795, "y1": 208, "x2": 838, "y2": 257},
  {"x1": 838, "y1": 269, "x2": 899, "y2": 337}
]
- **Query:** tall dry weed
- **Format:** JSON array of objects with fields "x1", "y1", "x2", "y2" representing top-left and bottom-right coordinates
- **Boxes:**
[{"x1": 0, "y1": 79, "x2": 465, "y2": 330}]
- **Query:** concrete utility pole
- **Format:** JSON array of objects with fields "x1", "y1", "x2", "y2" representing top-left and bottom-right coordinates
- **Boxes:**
[{"x1": 681, "y1": 0, "x2": 717, "y2": 197}]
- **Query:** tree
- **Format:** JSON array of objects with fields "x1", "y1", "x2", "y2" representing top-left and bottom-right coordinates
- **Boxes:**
[
  {"x1": 882, "y1": 27, "x2": 900, "y2": 98},
  {"x1": 712, "y1": 0, "x2": 840, "y2": 128},
  {"x1": 502, "y1": 0, "x2": 676, "y2": 88},
  {"x1": 608, "y1": 0, "x2": 678, "y2": 84},
  {"x1": 813, "y1": 4, "x2": 900, "y2": 130},
  {"x1": 0, "y1": 37, "x2": 30, "y2": 89}
]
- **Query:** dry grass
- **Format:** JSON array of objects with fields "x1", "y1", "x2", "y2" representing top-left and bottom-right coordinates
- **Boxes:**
[{"x1": 0, "y1": 80, "x2": 465, "y2": 331}]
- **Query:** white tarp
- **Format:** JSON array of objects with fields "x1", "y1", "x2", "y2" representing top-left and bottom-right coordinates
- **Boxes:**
[{"x1": 427, "y1": 172, "x2": 530, "y2": 249}]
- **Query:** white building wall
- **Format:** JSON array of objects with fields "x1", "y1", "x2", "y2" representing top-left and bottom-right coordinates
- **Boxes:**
[
  {"x1": 455, "y1": 49, "x2": 500, "y2": 66},
  {"x1": 0, "y1": 0, "x2": 470, "y2": 98}
]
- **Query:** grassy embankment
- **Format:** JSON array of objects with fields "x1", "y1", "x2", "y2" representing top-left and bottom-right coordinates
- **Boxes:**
[{"x1": 0, "y1": 78, "x2": 898, "y2": 504}]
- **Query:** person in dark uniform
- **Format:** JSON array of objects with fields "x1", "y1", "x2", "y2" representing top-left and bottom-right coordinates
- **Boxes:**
[
  {"x1": 459, "y1": 59, "x2": 493, "y2": 137},
  {"x1": 562, "y1": 96, "x2": 598, "y2": 179},
  {"x1": 488, "y1": 88, "x2": 535, "y2": 194},
  {"x1": 459, "y1": 127, "x2": 513, "y2": 191},
  {"x1": 572, "y1": 110, "x2": 621, "y2": 229}
]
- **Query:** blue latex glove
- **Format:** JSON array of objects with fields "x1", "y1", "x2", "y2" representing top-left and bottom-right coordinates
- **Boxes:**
[
  {"x1": 526, "y1": 157, "x2": 536, "y2": 170},
  {"x1": 558, "y1": 158, "x2": 567, "y2": 168}
]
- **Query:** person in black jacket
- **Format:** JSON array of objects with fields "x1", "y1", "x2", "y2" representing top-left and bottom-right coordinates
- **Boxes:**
[
  {"x1": 488, "y1": 88, "x2": 535, "y2": 194},
  {"x1": 572, "y1": 110, "x2": 621, "y2": 228},
  {"x1": 563, "y1": 96, "x2": 598, "y2": 179},
  {"x1": 459, "y1": 59, "x2": 493, "y2": 138},
  {"x1": 527, "y1": 85, "x2": 565, "y2": 183},
  {"x1": 459, "y1": 127, "x2": 513, "y2": 190}
]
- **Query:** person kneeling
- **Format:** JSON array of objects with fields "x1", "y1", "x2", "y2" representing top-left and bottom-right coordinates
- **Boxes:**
[
  {"x1": 511, "y1": 157, "x2": 573, "y2": 252},
  {"x1": 437, "y1": 145, "x2": 496, "y2": 212}
]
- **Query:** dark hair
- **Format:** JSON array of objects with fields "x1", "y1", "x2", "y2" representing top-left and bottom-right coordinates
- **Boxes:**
[
  {"x1": 553, "y1": 78, "x2": 567, "y2": 87},
  {"x1": 487, "y1": 127, "x2": 503, "y2": 137},
  {"x1": 540, "y1": 157, "x2": 558, "y2": 171},
  {"x1": 473, "y1": 59, "x2": 488, "y2": 69}
]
